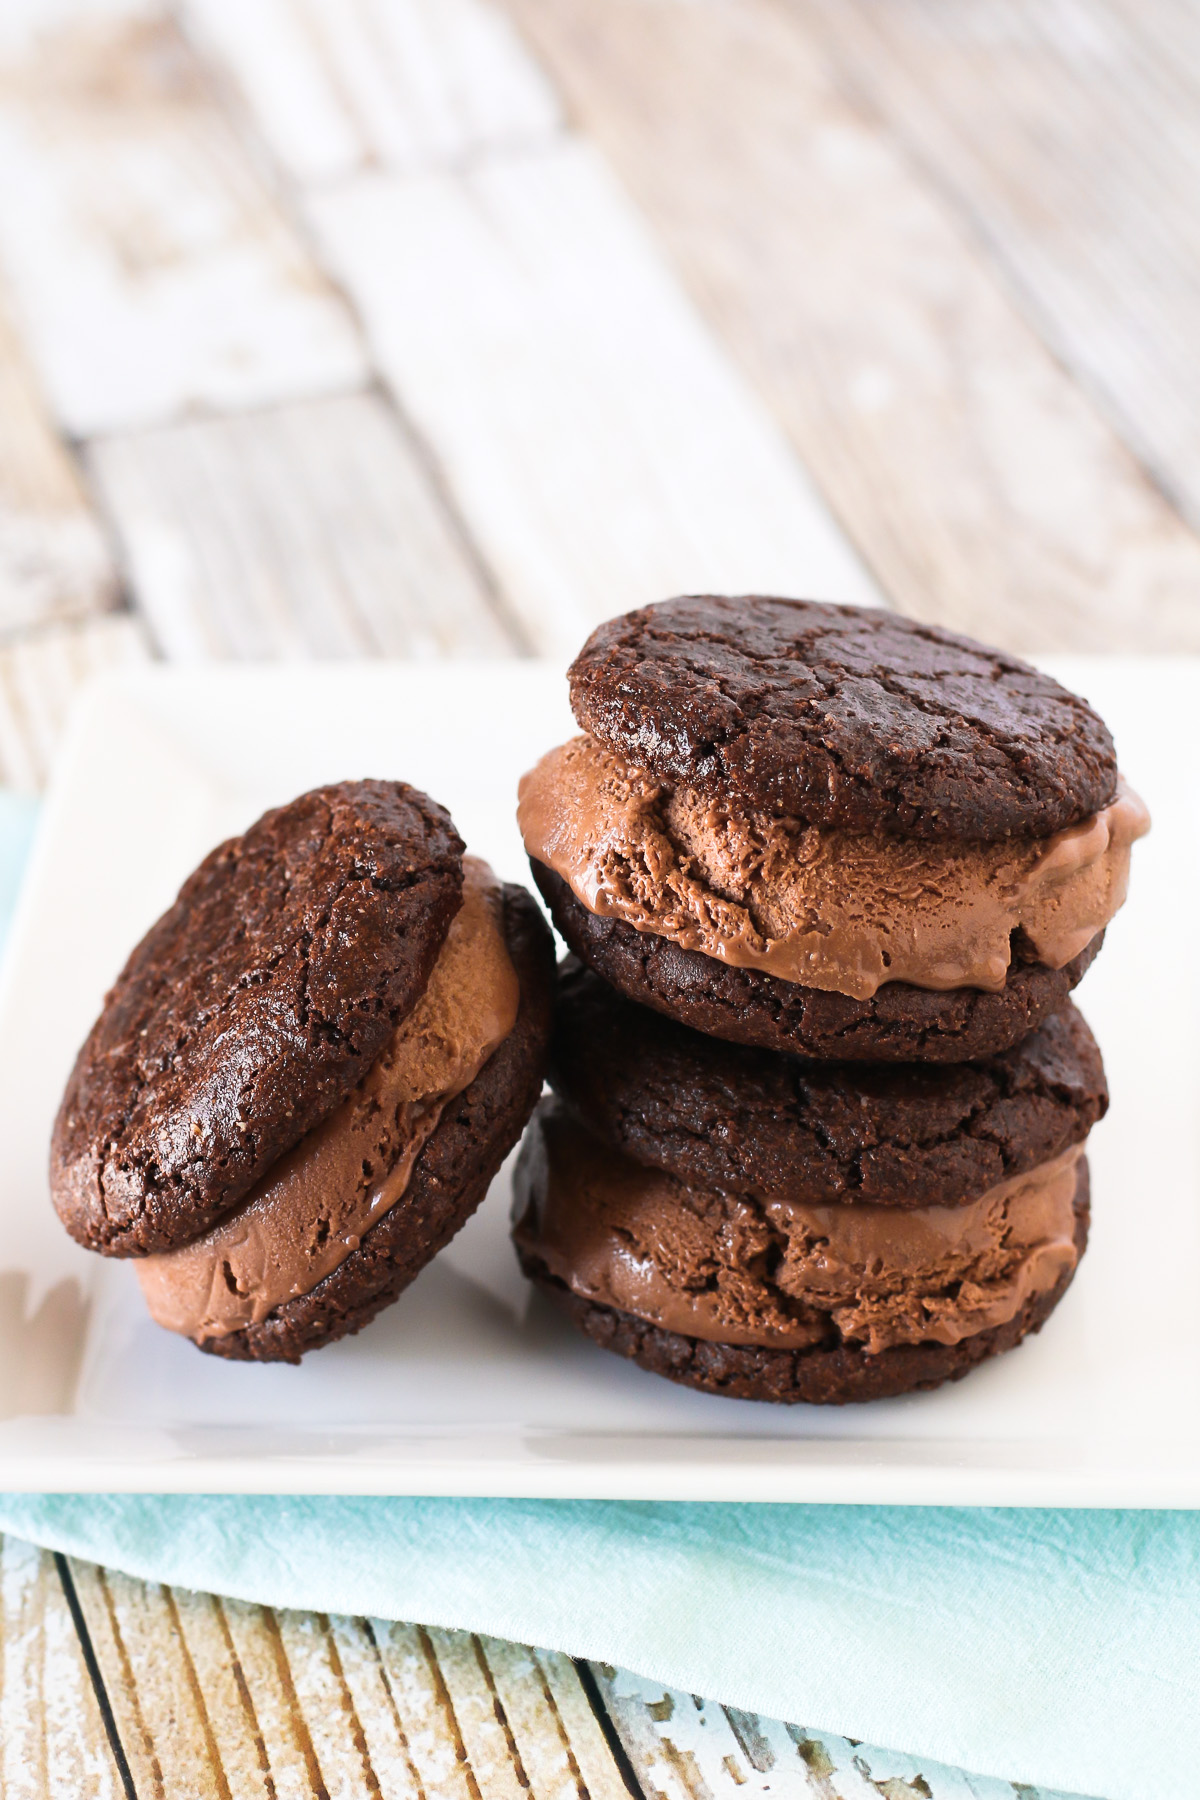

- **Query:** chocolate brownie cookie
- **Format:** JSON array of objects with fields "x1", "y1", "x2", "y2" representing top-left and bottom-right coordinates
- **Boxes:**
[
  {"x1": 549, "y1": 959, "x2": 1107, "y2": 1210},
  {"x1": 205, "y1": 884, "x2": 554, "y2": 1364},
  {"x1": 568, "y1": 596, "x2": 1116, "y2": 838},
  {"x1": 519, "y1": 598, "x2": 1148, "y2": 1061},
  {"x1": 521, "y1": 1162, "x2": 1089, "y2": 1406},
  {"x1": 533, "y1": 862, "x2": 1104, "y2": 1062},
  {"x1": 52, "y1": 781, "x2": 464, "y2": 1257}
]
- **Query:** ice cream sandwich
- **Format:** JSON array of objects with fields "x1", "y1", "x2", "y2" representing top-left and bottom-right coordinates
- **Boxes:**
[
  {"x1": 51, "y1": 781, "x2": 554, "y2": 1362},
  {"x1": 519, "y1": 596, "x2": 1148, "y2": 1062},
  {"x1": 513, "y1": 961, "x2": 1106, "y2": 1404}
]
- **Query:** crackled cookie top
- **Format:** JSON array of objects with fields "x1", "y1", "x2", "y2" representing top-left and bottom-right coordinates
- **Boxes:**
[
  {"x1": 548, "y1": 960, "x2": 1107, "y2": 1211},
  {"x1": 52, "y1": 781, "x2": 465, "y2": 1256},
  {"x1": 568, "y1": 596, "x2": 1119, "y2": 840}
]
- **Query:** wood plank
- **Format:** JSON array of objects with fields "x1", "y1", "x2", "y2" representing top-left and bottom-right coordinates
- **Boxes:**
[
  {"x1": 365, "y1": 1620, "x2": 481, "y2": 1799},
  {"x1": 502, "y1": 0, "x2": 1200, "y2": 654},
  {"x1": 0, "y1": 293, "x2": 117, "y2": 636},
  {"x1": 65, "y1": 1560, "x2": 640, "y2": 1799},
  {"x1": 0, "y1": 6, "x2": 366, "y2": 438},
  {"x1": 67, "y1": 1558, "x2": 237, "y2": 1798},
  {"x1": 89, "y1": 393, "x2": 518, "y2": 659},
  {"x1": 798, "y1": 0, "x2": 1200, "y2": 532},
  {"x1": 218, "y1": 1593, "x2": 356, "y2": 1798},
  {"x1": 68, "y1": 1565, "x2": 395, "y2": 1799},
  {"x1": 0, "y1": 1537, "x2": 123, "y2": 1800},
  {"x1": 374, "y1": 1621, "x2": 632, "y2": 1800},
  {"x1": 322, "y1": 1614, "x2": 436, "y2": 1798},
  {"x1": 307, "y1": 140, "x2": 876, "y2": 659},
  {"x1": 183, "y1": 0, "x2": 562, "y2": 185},
  {"x1": 269, "y1": 1607, "x2": 390, "y2": 1797},
  {"x1": 589, "y1": 1664, "x2": 1057, "y2": 1800},
  {"x1": 515, "y1": 1646, "x2": 633, "y2": 1800},
  {"x1": 479, "y1": 1636, "x2": 621, "y2": 1800},
  {"x1": 426, "y1": 1624, "x2": 529, "y2": 1799},
  {"x1": 424, "y1": 1629, "x2": 630, "y2": 1800},
  {"x1": 0, "y1": 613, "x2": 150, "y2": 793}
]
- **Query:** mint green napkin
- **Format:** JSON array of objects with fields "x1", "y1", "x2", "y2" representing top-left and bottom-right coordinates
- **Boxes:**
[{"x1": 3, "y1": 798, "x2": 1194, "y2": 1800}]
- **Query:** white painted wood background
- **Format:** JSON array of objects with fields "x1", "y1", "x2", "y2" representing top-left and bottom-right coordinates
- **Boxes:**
[{"x1": 1, "y1": 0, "x2": 1194, "y2": 1791}]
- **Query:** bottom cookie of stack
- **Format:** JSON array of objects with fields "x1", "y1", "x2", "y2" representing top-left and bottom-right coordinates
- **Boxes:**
[
  {"x1": 514, "y1": 1102, "x2": 1088, "y2": 1405},
  {"x1": 511, "y1": 963, "x2": 1105, "y2": 1405}
]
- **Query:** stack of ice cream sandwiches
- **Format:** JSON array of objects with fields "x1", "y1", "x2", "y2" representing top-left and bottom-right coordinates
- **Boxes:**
[{"x1": 514, "y1": 596, "x2": 1149, "y2": 1402}]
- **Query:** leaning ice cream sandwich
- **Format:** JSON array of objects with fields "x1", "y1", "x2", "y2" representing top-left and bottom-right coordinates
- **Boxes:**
[
  {"x1": 51, "y1": 781, "x2": 554, "y2": 1362},
  {"x1": 518, "y1": 596, "x2": 1149, "y2": 1062}
]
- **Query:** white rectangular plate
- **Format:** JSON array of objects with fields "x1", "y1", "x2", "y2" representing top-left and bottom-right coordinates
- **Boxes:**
[{"x1": 0, "y1": 658, "x2": 1193, "y2": 1504}]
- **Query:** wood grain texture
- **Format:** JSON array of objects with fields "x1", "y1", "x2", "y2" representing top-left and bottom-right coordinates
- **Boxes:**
[
  {"x1": 0, "y1": 613, "x2": 150, "y2": 792},
  {"x1": 485, "y1": 1639, "x2": 605, "y2": 1800},
  {"x1": 0, "y1": 7, "x2": 365, "y2": 437},
  {"x1": 503, "y1": 0, "x2": 1200, "y2": 654},
  {"x1": 89, "y1": 393, "x2": 518, "y2": 659},
  {"x1": 308, "y1": 140, "x2": 875, "y2": 657},
  {"x1": 0, "y1": 1537, "x2": 123, "y2": 1800},
  {"x1": 0, "y1": 293, "x2": 117, "y2": 637},
  {"x1": 64, "y1": 1558, "x2": 636, "y2": 1799},
  {"x1": 589, "y1": 1662, "x2": 1084, "y2": 1800},
  {"x1": 184, "y1": 0, "x2": 562, "y2": 184},
  {"x1": 799, "y1": 0, "x2": 1200, "y2": 533}
]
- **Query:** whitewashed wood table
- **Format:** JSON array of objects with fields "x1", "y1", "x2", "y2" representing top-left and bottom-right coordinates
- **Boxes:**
[{"x1": 1, "y1": 0, "x2": 1197, "y2": 1792}]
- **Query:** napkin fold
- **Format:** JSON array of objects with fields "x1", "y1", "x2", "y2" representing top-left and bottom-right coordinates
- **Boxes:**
[{"x1": 1, "y1": 797, "x2": 1194, "y2": 1800}]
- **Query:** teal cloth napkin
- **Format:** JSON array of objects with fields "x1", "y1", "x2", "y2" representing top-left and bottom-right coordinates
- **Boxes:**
[{"x1": 0, "y1": 799, "x2": 1193, "y2": 1800}]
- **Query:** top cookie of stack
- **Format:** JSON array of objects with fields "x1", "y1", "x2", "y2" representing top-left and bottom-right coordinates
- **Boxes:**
[{"x1": 520, "y1": 595, "x2": 1148, "y2": 1062}]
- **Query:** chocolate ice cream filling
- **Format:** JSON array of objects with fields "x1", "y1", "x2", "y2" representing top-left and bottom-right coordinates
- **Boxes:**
[
  {"x1": 518, "y1": 736, "x2": 1149, "y2": 1000},
  {"x1": 137, "y1": 858, "x2": 520, "y2": 1342},
  {"x1": 514, "y1": 1105, "x2": 1084, "y2": 1355}
]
